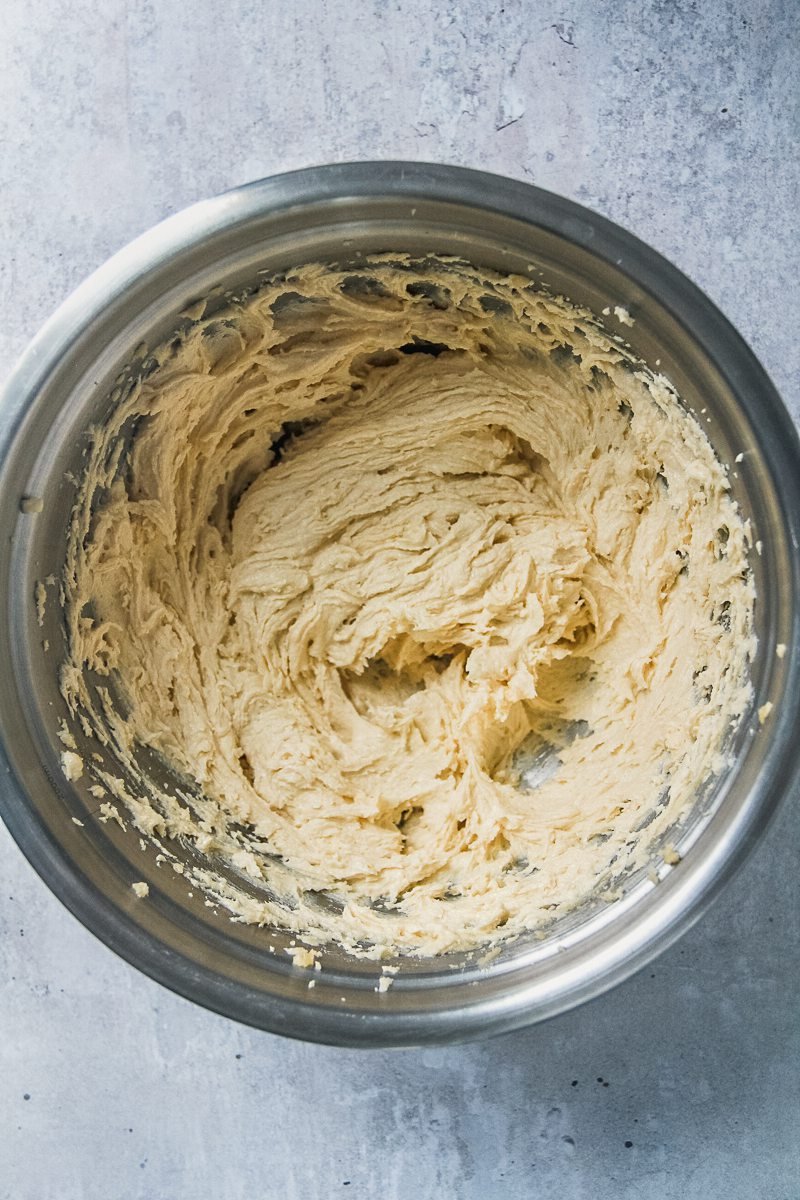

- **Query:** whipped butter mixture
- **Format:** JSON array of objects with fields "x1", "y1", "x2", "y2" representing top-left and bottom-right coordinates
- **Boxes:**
[{"x1": 61, "y1": 258, "x2": 754, "y2": 956}]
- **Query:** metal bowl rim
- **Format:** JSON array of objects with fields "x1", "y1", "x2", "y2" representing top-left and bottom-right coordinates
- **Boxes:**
[{"x1": 2, "y1": 161, "x2": 799, "y2": 1047}]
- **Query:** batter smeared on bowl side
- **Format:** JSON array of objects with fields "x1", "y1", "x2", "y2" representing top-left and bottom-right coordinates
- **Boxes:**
[{"x1": 60, "y1": 258, "x2": 754, "y2": 955}]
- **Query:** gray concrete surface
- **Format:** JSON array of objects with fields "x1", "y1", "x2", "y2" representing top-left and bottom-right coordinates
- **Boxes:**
[{"x1": 1, "y1": 1, "x2": 798, "y2": 1197}]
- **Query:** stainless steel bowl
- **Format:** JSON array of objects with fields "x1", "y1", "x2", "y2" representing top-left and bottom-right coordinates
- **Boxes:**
[{"x1": 2, "y1": 163, "x2": 798, "y2": 1047}]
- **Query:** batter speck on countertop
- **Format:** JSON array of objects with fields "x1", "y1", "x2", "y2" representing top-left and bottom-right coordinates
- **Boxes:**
[{"x1": 60, "y1": 257, "x2": 754, "y2": 957}]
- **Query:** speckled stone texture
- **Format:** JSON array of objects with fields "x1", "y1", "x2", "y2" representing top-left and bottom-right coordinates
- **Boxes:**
[{"x1": 1, "y1": 1, "x2": 798, "y2": 1197}]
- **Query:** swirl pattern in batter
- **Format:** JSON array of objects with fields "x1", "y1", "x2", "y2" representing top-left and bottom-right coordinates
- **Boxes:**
[{"x1": 61, "y1": 258, "x2": 754, "y2": 955}]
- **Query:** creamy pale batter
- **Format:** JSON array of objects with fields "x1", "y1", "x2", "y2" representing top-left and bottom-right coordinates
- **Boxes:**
[{"x1": 61, "y1": 258, "x2": 754, "y2": 956}]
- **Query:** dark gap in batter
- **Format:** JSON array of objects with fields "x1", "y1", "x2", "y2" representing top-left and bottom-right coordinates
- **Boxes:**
[
  {"x1": 202, "y1": 318, "x2": 236, "y2": 336},
  {"x1": 714, "y1": 600, "x2": 732, "y2": 631},
  {"x1": 503, "y1": 856, "x2": 531, "y2": 874},
  {"x1": 589, "y1": 831, "x2": 611, "y2": 845},
  {"x1": 398, "y1": 337, "x2": 451, "y2": 357},
  {"x1": 396, "y1": 805, "x2": 423, "y2": 832},
  {"x1": 269, "y1": 418, "x2": 320, "y2": 467},
  {"x1": 479, "y1": 294, "x2": 513, "y2": 316},
  {"x1": 501, "y1": 429, "x2": 553, "y2": 483},
  {"x1": 111, "y1": 413, "x2": 149, "y2": 489},
  {"x1": 224, "y1": 468, "x2": 264, "y2": 529},
  {"x1": 138, "y1": 356, "x2": 161, "y2": 380},
  {"x1": 340, "y1": 275, "x2": 400, "y2": 304},
  {"x1": 556, "y1": 617, "x2": 596, "y2": 649},
  {"x1": 238, "y1": 752, "x2": 255, "y2": 786},
  {"x1": 270, "y1": 290, "x2": 317, "y2": 318},
  {"x1": 716, "y1": 525, "x2": 729, "y2": 560},
  {"x1": 405, "y1": 280, "x2": 451, "y2": 309},
  {"x1": 550, "y1": 344, "x2": 583, "y2": 367}
]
